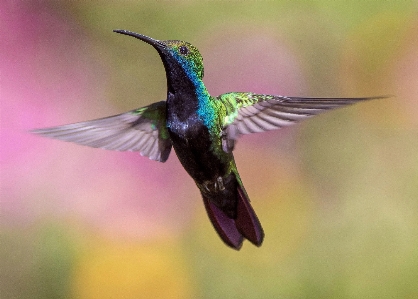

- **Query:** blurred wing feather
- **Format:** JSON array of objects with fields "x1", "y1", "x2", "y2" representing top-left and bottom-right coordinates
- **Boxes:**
[
  {"x1": 218, "y1": 92, "x2": 385, "y2": 151},
  {"x1": 32, "y1": 101, "x2": 172, "y2": 162}
]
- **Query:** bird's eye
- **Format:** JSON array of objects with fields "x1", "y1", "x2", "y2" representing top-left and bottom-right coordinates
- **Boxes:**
[{"x1": 179, "y1": 46, "x2": 189, "y2": 55}]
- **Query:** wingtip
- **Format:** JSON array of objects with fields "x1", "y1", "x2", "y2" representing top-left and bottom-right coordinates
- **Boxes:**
[
  {"x1": 29, "y1": 127, "x2": 49, "y2": 135},
  {"x1": 373, "y1": 94, "x2": 394, "y2": 100},
  {"x1": 354, "y1": 95, "x2": 393, "y2": 101}
]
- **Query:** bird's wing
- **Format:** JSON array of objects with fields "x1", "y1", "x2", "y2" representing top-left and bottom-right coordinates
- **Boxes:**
[
  {"x1": 217, "y1": 92, "x2": 384, "y2": 152},
  {"x1": 32, "y1": 101, "x2": 172, "y2": 162}
]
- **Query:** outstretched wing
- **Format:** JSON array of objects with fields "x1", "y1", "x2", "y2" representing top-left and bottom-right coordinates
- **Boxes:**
[
  {"x1": 32, "y1": 101, "x2": 172, "y2": 162},
  {"x1": 217, "y1": 92, "x2": 384, "y2": 152}
]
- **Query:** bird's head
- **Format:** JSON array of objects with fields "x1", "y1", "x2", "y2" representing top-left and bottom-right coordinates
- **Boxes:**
[
  {"x1": 114, "y1": 30, "x2": 204, "y2": 93},
  {"x1": 160, "y1": 39, "x2": 204, "y2": 80}
]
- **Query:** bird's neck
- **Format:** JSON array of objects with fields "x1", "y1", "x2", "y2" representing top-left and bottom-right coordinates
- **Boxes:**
[
  {"x1": 161, "y1": 53, "x2": 217, "y2": 128},
  {"x1": 165, "y1": 64, "x2": 214, "y2": 127},
  {"x1": 166, "y1": 77, "x2": 212, "y2": 124}
]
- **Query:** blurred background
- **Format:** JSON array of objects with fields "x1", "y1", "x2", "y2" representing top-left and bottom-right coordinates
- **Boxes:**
[{"x1": 2, "y1": 1, "x2": 418, "y2": 298}]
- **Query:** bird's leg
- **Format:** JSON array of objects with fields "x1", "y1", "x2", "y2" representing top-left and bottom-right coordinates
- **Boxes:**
[
  {"x1": 202, "y1": 176, "x2": 227, "y2": 193},
  {"x1": 203, "y1": 181, "x2": 211, "y2": 192},
  {"x1": 221, "y1": 128, "x2": 235, "y2": 153},
  {"x1": 216, "y1": 176, "x2": 225, "y2": 191}
]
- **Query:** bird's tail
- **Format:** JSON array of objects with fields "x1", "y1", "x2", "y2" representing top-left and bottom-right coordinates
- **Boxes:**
[{"x1": 201, "y1": 181, "x2": 264, "y2": 250}]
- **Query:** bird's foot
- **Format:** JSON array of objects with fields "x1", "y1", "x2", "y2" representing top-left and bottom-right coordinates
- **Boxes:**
[{"x1": 202, "y1": 175, "x2": 230, "y2": 193}]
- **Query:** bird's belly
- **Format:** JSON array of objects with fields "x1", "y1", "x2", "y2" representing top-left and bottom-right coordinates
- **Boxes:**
[{"x1": 168, "y1": 122, "x2": 230, "y2": 185}]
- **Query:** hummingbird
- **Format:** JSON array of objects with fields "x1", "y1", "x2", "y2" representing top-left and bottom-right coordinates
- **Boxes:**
[{"x1": 32, "y1": 29, "x2": 383, "y2": 250}]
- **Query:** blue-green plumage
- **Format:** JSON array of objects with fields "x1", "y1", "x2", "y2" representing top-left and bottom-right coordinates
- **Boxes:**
[{"x1": 32, "y1": 29, "x2": 384, "y2": 250}]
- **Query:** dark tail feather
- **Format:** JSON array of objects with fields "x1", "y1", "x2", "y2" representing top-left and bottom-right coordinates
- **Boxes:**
[
  {"x1": 202, "y1": 196, "x2": 244, "y2": 249},
  {"x1": 201, "y1": 182, "x2": 264, "y2": 249},
  {"x1": 235, "y1": 185, "x2": 264, "y2": 246}
]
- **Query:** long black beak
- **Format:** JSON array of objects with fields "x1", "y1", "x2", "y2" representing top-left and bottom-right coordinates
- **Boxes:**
[{"x1": 113, "y1": 29, "x2": 165, "y2": 50}]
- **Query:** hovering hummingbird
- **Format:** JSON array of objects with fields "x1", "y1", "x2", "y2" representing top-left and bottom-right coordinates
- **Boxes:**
[{"x1": 32, "y1": 29, "x2": 383, "y2": 250}]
